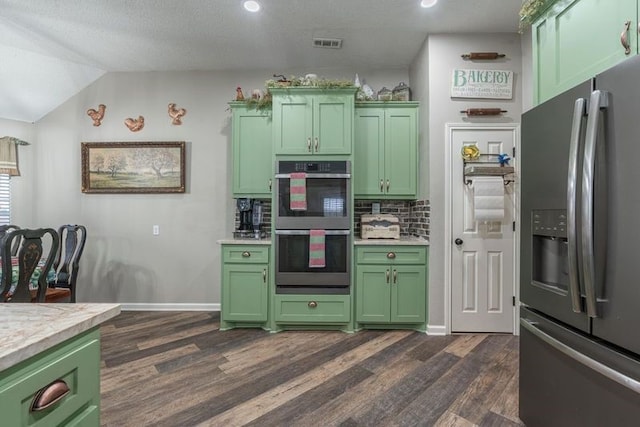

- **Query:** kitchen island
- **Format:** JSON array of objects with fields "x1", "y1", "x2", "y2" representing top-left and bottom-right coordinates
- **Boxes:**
[{"x1": 0, "y1": 303, "x2": 120, "y2": 426}]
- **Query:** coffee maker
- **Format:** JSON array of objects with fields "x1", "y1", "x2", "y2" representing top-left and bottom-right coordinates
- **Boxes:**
[{"x1": 236, "y1": 198, "x2": 253, "y2": 236}]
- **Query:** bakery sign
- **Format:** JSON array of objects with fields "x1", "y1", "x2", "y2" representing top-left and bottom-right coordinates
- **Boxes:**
[{"x1": 451, "y1": 69, "x2": 514, "y2": 99}]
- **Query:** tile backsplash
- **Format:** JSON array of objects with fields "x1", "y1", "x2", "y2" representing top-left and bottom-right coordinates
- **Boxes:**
[
  {"x1": 234, "y1": 198, "x2": 430, "y2": 239},
  {"x1": 354, "y1": 199, "x2": 430, "y2": 239}
]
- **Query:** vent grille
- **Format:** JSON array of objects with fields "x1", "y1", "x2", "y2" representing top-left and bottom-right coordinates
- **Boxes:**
[{"x1": 312, "y1": 38, "x2": 342, "y2": 49}]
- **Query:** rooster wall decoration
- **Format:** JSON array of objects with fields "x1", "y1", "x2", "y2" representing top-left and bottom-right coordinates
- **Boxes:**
[
  {"x1": 168, "y1": 103, "x2": 187, "y2": 125},
  {"x1": 87, "y1": 104, "x2": 106, "y2": 126},
  {"x1": 124, "y1": 116, "x2": 145, "y2": 132}
]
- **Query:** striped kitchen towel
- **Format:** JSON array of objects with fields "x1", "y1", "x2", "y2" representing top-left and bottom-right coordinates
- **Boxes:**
[
  {"x1": 290, "y1": 172, "x2": 307, "y2": 211},
  {"x1": 309, "y1": 229, "x2": 326, "y2": 268}
]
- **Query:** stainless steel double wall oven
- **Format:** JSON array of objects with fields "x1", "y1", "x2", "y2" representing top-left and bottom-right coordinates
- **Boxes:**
[{"x1": 274, "y1": 160, "x2": 351, "y2": 294}]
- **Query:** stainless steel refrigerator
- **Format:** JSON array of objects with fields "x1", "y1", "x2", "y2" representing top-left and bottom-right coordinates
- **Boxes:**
[{"x1": 520, "y1": 55, "x2": 640, "y2": 426}]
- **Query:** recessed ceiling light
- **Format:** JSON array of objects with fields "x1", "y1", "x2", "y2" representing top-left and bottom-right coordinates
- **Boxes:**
[
  {"x1": 244, "y1": 1, "x2": 260, "y2": 12},
  {"x1": 420, "y1": 0, "x2": 438, "y2": 8}
]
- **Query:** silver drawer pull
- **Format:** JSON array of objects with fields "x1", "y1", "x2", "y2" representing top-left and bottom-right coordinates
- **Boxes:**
[
  {"x1": 386, "y1": 252, "x2": 396, "y2": 259},
  {"x1": 308, "y1": 301, "x2": 317, "y2": 308},
  {"x1": 31, "y1": 379, "x2": 70, "y2": 412},
  {"x1": 242, "y1": 251, "x2": 251, "y2": 257}
]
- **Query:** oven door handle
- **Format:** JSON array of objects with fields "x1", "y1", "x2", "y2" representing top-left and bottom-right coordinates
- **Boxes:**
[
  {"x1": 275, "y1": 173, "x2": 351, "y2": 179},
  {"x1": 275, "y1": 229, "x2": 351, "y2": 236}
]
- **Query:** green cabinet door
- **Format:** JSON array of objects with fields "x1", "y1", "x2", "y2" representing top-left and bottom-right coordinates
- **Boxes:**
[
  {"x1": 391, "y1": 265, "x2": 426, "y2": 323},
  {"x1": 384, "y1": 107, "x2": 418, "y2": 197},
  {"x1": 230, "y1": 103, "x2": 273, "y2": 197},
  {"x1": 354, "y1": 108, "x2": 384, "y2": 196},
  {"x1": 533, "y1": 0, "x2": 637, "y2": 104},
  {"x1": 221, "y1": 245, "x2": 269, "y2": 326},
  {"x1": 222, "y1": 264, "x2": 269, "y2": 322},
  {"x1": 272, "y1": 88, "x2": 355, "y2": 155},
  {"x1": 356, "y1": 265, "x2": 391, "y2": 322},
  {"x1": 354, "y1": 103, "x2": 418, "y2": 199}
]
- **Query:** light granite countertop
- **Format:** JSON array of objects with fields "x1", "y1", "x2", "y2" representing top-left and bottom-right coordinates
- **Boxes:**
[
  {"x1": 217, "y1": 238, "x2": 272, "y2": 245},
  {"x1": 0, "y1": 303, "x2": 121, "y2": 372},
  {"x1": 354, "y1": 236, "x2": 429, "y2": 246}
]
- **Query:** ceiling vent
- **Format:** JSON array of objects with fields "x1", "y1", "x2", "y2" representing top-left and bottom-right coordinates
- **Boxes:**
[{"x1": 312, "y1": 38, "x2": 343, "y2": 49}]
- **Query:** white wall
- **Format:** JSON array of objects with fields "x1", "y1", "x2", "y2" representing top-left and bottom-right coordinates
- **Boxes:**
[
  {"x1": 21, "y1": 67, "x2": 408, "y2": 308},
  {"x1": 410, "y1": 33, "x2": 523, "y2": 330}
]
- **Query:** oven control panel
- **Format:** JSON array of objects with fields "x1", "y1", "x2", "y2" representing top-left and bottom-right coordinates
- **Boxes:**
[{"x1": 278, "y1": 160, "x2": 350, "y2": 174}]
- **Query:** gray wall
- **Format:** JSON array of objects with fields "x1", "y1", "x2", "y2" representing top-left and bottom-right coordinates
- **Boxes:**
[
  {"x1": 12, "y1": 67, "x2": 408, "y2": 309},
  {"x1": 410, "y1": 33, "x2": 523, "y2": 331}
]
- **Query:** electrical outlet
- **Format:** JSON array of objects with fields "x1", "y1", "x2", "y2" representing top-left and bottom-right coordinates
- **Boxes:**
[
  {"x1": 153, "y1": 225, "x2": 160, "y2": 235},
  {"x1": 372, "y1": 203, "x2": 381, "y2": 214}
]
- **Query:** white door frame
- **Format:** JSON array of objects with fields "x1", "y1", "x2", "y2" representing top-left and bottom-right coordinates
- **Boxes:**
[{"x1": 444, "y1": 123, "x2": 521, "y2": 335}]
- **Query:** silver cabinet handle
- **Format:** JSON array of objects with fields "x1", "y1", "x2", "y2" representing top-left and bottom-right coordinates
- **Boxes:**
[
  {"x1": 380, "y1": 179, "x2": 384, "y2": 192},
  {"x1": 581, "y1": 90, "x2": 609, "y2": 318},
  {"x1": 385, "y1": 269, "x2": 390, "y2": 283},
  {"x1": 621, "y1": 20, "x2": 631, "y2": 55},
  {"x1": 314, "y1": 137, "x2": 319, "y2": 152},
  {"x1": 307, "y1": 137, "x2": 311, "y2": 152},
  {"x1": 521, "y1": 318, "x2": 640, "y2": 394},
  {"x1": 268, "y1": 179, "x2": 272, "y2": 192},
  {"x1": 567, "y1": 98, "x2": 587, "y2": 313},
  {"x1": 242, "y1": 251, "x2": 251, "y2": 257},
  {"x1": 386, "y1": 179, "x2": 390, "y2": 192},
  {"x1": 393, "y1": 269, "x2": 397, "y2": 284},
  {"x1": 263, "y1": 269, "x2": 267, "y2": 283}
]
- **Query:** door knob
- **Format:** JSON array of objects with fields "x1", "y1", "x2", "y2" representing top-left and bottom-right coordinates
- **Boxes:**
[{"x1": 454, "y1": 238, "x2": 464, "y2": 246}]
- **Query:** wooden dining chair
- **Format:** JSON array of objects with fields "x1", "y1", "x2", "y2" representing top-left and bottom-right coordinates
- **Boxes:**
[
  {"x1": 0, "y1": 224, "x2": 22, "y2": 256},
  {"x1": 48, "y1": 224, "x2": 87, "y2": 303},
  {"x1": 0, "y1": 227, "x2": 67, "y2": 303}
]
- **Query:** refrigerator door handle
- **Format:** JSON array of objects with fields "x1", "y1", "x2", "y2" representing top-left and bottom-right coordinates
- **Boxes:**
[
  {"x1": 581, "y1": 90, "x2": 609, "y2": 318},
  {"x1": 567, "y1": 98, "x2": 587, "y2": 313},
  {"x1": 521, "y1": 318, "x2": 640, "y2": 394}
]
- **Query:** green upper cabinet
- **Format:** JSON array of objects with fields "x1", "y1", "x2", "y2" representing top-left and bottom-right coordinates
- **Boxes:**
[
  {"x1": 230, "y1": 103, "x2": 273, "y2": 197},
  {"x1": 271, "y1": 88, "x2": 356, "y2": 155},
  {"x1": 354, "y1": 102, "x2": 418, "y2": 199},
  {"x1": 533, "y1": 0, "x2": 638, "y2": 104}
]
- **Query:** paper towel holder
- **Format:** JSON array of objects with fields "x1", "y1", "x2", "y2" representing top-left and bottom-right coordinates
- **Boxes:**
[{"x1": 464, "y1": 165, "x2": 514, "y2": 186}]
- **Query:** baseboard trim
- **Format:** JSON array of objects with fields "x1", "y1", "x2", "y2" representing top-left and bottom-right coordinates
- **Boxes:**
[
  {"x1": 120, "y1": 303, "x2": 220, "y2": 312},
  {"x1": 427, "y1": 324, "x2": 446, "y2": 336}
]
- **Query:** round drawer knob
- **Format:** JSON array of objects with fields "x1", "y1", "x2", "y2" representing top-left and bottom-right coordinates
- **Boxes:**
[
  {"x1": 386, "y1": 252, "x2": 396, "y2": 259},
  {"x1": 242, "y1": 251, "x2": 251, "y2": 257},
  {"x1": 308, "y1": 301, "x2": 318, "y2": 308}
]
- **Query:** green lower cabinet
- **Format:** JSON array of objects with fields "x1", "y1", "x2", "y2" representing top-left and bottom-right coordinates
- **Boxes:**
[
  {"x1": 221, "y1": 245, "x2": 269, "y2": 329},
  {"x1": 0, "y1": 329, "x2": 101, "y2": 427},
  {"x1": 355, "y1": 245, "x2": 427, "y2": 329}
]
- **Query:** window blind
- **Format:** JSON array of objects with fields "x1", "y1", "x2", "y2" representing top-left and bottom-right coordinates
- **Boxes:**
[{"x1": 0, "y1": 174, "x2": 11, "y2": 225}]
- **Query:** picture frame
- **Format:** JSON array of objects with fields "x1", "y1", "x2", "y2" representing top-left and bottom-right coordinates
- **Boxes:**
[{"x1": 81, "y1": 141, "x2": 186, "y2": 194}]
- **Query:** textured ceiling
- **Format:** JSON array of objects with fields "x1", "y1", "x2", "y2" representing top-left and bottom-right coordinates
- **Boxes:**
[{"x1": 0, "y1": 0, "x2": 521, "y2": 122}]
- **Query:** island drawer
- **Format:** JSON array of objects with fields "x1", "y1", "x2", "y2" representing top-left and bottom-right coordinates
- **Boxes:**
[
  {"x1": 222, "y1": 245, "x2": 270, "y2": 264},
  {"x1": 355, "y1": 246, "x2": 427, "y2": 265},
  {"x1": 274, "y1": 294, "x2": 350, "y2": 324},
  {"x1": 0, "y1": 329, "x2": 100, "y2": 427}
]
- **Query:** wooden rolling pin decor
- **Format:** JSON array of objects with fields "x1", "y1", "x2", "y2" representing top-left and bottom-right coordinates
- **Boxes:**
[
  {"x1": 461, "y1": 52, "x2": 506, "y2": 60},
  {"x1": 460, "y1": 108, "x2": 507, "y2": 116}
]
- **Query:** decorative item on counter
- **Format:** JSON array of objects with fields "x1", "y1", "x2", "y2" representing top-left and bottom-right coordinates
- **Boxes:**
[
  {"x1": 377, "y1": 86, "x2": 393, "y2": 101},
  {"x1": 272, "y1": 74, "x2": 291, "y2": 86},
  {"x1": 461, "y1": 52, "x2": 506, "y2": 60},
  {"x1": 124, "y1": 116, "x2": 145, "y2": 132},
  {"x1": 460, "y1": 108, "x2": 508, "y2": 116},
  {"x1": 168, "y1": 103, "x2": 187, "y2": 125},
  {"x1": 498, "y1": 153, "x2": 511, "y2": 166},
  {"x1": 86, "y1": 104, "x2": 106, "y2": 126},
  {"x1": 392, "y1": 82, "x2": 411, "y2": 101},
  {"x1": 361, "y1": 83, "x2": 375, "y2": 100},
  {"x1": 265, "y1": 75, "x2": 353, "y2": 89},
  {"x1": 251, "y1": 89, "x2": 262, "y2": 100},
  {"x1": 235, "y1": 87, "x2": 245, "y2": 101},
  {"x1": 461, "y1": 144, "x2": 481, "y2": 161}
]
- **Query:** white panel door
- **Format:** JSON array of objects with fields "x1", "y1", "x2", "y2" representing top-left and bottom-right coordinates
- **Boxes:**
[{"x1": 451, "y1": 127, "x2": 516, "y2": 333}]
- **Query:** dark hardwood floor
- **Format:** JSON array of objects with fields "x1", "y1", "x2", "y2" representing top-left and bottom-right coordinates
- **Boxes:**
[{"x1": 100, "y1": 311, "x2": 523, "y2": 427}]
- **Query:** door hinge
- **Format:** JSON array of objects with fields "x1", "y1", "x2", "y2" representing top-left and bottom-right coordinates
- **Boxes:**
[
  {"x1": 513, "y1": 221, "x2": 516, "y2": 232},
  {"x1": 513, "y1": 296, "x2": 516, "y2": 306},
  {"x1": 512, "y1": 147, "x2": 516, "y2": 157}
]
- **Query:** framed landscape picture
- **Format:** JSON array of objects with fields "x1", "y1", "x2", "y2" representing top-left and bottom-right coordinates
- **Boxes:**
[{"x1": 81, "y1": 141, "x2": 186, "y2": 193}]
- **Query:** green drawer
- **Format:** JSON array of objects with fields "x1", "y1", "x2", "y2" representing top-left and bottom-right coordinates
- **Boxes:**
[
  {"x1": 274, "y1": 294, "x2": 350, "y2": 324},
  {"x1": 222, "y1": 245, "x2": 269, "y2": 264},
  {"x1": 0, "y1": 329, "x2": 100, "y2": 427},
  {"x1": 355, "y1": 245, "x2": 427, "y2": 265}
]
